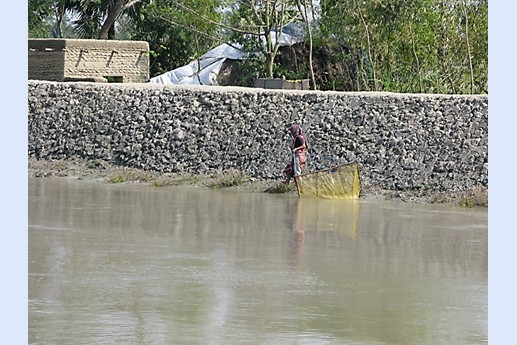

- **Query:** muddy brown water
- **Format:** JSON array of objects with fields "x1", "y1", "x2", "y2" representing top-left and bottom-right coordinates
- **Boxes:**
[{"x1": 29, "y1": 177, "x2": 487, "y2": 345}]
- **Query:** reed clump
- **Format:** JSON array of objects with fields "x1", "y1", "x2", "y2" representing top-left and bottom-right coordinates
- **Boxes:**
[
  {"x1": 203, "y1": 169, "x2": 250, "y2": 188},
  {"x1": 431, "y1": 187, "x2": 488, "y2": 207},
  {"x1": 108, "y1": 169, "x2": 154, "y2": 184},
  {"x1": 264, "y1": 182, "x2": 293, "y2": 194},
  {"x1": 459, "y1": 187, "x2": 488, "y2": 208}
]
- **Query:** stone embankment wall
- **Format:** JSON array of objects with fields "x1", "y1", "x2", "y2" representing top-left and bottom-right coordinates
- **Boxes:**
[{"x1": 28, "y1": 81, "x2": 488, "y2": 193}]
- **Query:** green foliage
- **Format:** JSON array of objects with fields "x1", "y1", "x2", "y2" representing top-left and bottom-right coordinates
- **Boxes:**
[
  {"x1": 28, "y1": 0, "x2": 151, "y2": 39},
  {"x1": 109, "y1": 175, "x2": 126, "y2": 184},
  {"x1": 28, "y1": 0, "x2": 487, "y2": 94},
  {"x1": 28, "y1": 0, "x2": 55, "y2": 37},
  {"x1": 226, "y1": 0, "x2": 304, "y2": 78},
  {"x1": 274, "y1": 63, "x2": 306, "y2": 81},
  {"x1": 85, "y1": 159, "x2": 103, "y2": 169},
  {"x1": 204, "y1": 170, "x2": 249, "y2": 188},
  {"x1": 264, "y1": 182, "x2": 293, "y2": 194},
  {"x1": 108, "y1": 170, "x2": 153, "y2": 184},
  {"x1": 129, "y1": 0, "x2": 225, "y2": 77},
  {"x1": 431, "y1": 187, "x2": 488, "y2": 207},
  {"x1": 459, "y1": 188, "x2": 488, "y2": 208},
  {"x1": 152, "y1": 175, "x2": 203, "y2": 187},
  {"x1": 318, "y1": 0, "x2": 488, "y2": 94},
  {"x1": 230, "y1": 57, "x2": 266, "y2": 87}
]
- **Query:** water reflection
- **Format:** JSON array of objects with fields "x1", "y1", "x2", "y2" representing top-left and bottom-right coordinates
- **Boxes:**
[
  {"x1": 286, "y1": 197, "x2": 360, "y2": 267},
  {"x1": 29, "y1": 178, "x2": 487, "y2": 344},
  {"x1": 289, "y1": 198, "x2": 306, "y2": 263}
]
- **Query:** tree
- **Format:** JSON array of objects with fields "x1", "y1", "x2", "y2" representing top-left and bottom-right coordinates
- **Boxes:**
[
  {"x1": 295, "y1": 0, "x2": 316, "y2": 89},
  {"x1": 137, "y1": 0, "x2": 311, "y2": 81},
  {"x1": 65, "y1": 0, "x2": 149, "y2": 39},
  {"x1": 129, "y1": 0, "x2": 226, "y2": 78},
  {"x1": 29, "y1": 0, "x2": 55, "y2": 37},
  {"x1": 29, "y1": 0, "x2": 487, "y2": 93},
  {"x1": 318, "y1": 0, "x2": 487, "y2": 94},
  {"x1": 29, "y1": 0, "x2": 151, "y2": 39},
  {"x1": 227, "y1": 0, "x2": 303, "y2": 79},
  {"x1": 98, "y1": 0, "x2": 147, "y2": 39}
]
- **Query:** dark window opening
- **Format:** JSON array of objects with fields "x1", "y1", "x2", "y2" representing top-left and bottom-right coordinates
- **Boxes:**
[{"x1": 105, "y1": 76, "x2": 123, "y2": 83}]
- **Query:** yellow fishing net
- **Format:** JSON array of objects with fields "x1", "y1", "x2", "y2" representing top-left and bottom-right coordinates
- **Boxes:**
[{"x1": 295, "y1": 162, "x2": 361, "y2": 199}]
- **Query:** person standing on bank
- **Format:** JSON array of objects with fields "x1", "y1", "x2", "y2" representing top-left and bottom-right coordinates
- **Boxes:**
[{"x1": 283, "y1": 124, "x2": 309, "y2": 185}]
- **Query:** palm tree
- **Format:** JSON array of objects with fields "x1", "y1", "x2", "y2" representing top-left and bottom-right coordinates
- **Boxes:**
[{"x1": 66, "y1": 0, "x2": 148, "y2": 39}]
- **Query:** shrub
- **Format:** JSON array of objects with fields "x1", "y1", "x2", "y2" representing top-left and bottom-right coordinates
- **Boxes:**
[
  {"x1": 265, "y1": 182, "x2": 293, "y2": 194},
  {"x1": 109, "y1": 175, "x2": 126, "y2": 184},
  {"x1": 204, "y1": 170, "x2": 249, "y2": 188}
]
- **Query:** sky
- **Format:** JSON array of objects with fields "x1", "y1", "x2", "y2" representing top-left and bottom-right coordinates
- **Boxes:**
[{"x1": 3, "y1": 1, "x2": 514, "y2": 344}]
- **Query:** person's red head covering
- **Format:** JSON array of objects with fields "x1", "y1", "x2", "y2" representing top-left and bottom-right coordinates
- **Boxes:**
[{"x1": 289, "y1": 124, "x2": 303, "y2": 138}]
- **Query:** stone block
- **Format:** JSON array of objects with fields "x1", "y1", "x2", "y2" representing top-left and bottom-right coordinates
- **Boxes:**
[{"x1": 28, "y1": 39, "x2": 150, "y2": 83}]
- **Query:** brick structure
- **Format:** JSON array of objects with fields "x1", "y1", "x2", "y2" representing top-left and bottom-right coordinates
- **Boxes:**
[{"x1": 28, "y1": 39, "x2": 149, "y2": 83}]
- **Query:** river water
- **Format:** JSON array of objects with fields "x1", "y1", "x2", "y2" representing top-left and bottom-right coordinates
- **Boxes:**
[{"x1": 28, "y1": 177, "x2": 487, "y2": 345}]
